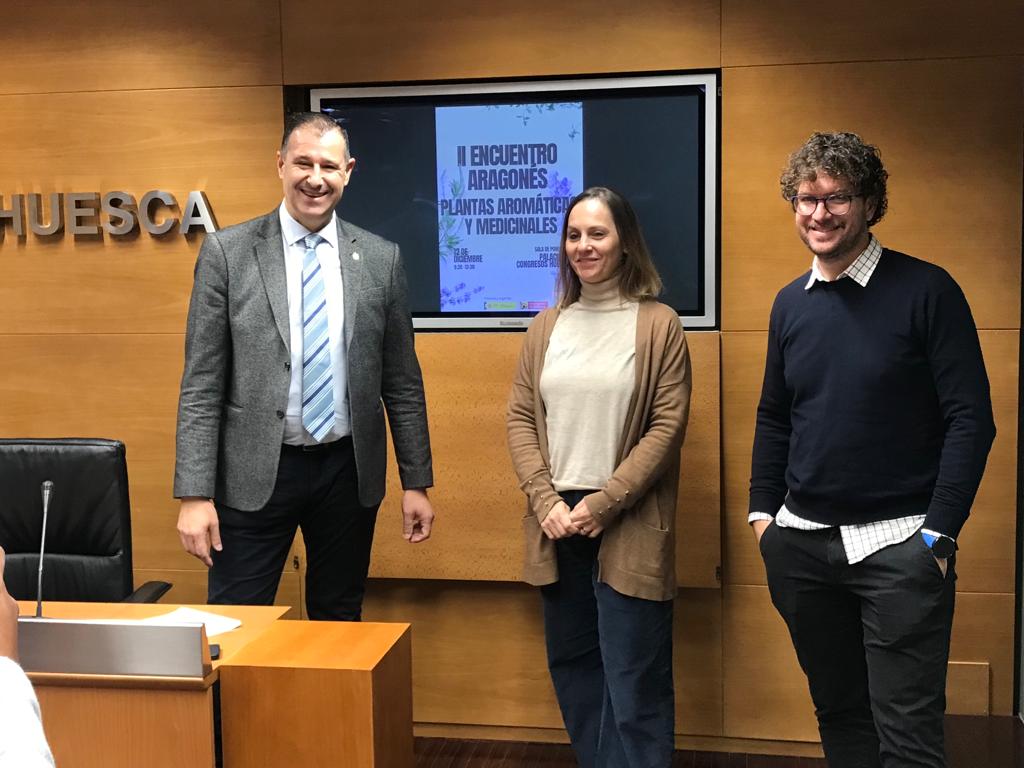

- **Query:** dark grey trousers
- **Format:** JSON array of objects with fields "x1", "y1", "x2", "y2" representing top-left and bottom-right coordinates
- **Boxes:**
[{"x1": 760, "y1": 523, "x2": 956, "y2": 768}]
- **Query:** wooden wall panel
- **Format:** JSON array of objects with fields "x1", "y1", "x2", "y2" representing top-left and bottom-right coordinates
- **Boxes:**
[
  {"x1": 371, "y1": 333, "x2": 523, "y2": 582},
  {"x1": 959, "y1": 332, "x2": 1019, "y2": 595},
  {"x1": 722, "y1": 330, "x2": 1020, "y2": 595},
  {"x1": 363, "y1": 580, "x2": 723, "y2": 736},
  {"x1": 720, "y1": 331, "x2": 767, "y2": 587},
  {"x1": 722, "y1": 1, "x2": 1024, "y2": 66},
  {"x1": 0, "y1": 87, "x2": 284, "y2": 334},
  {"x1": 949, "y1": 592, "x2": 1016, "y2": 716},
  {"x1": 721, "y1": 57, "x2": 1023, "y2": 332},
  {"x1": 0, "y1": 330, "x2": 311, "y2": 583},
  {"x1": 281, "y1": 0, "x2": 720, "y2": 84},
  {"x1": 0, "y1": 333, "x2": 186, "y2": 570},
  {"x1": 3, "y1": 1, "x2": 282, "y2": 94},
  {"x1": 677, "y1": 332, "x2": 722, "y2": 588},
  {"x1": 370, "y1": 330, "x2": 722, "y2": 587},
  {"x1": 723, "y1": 587, "x2": 1015, "y2": 741},
  {"x1": 723, "y1": 585, "x2": 818, "y2": 742},
  {"x1": 946, "y1": 662, "x2": 991, "y2": 716},
  {"x1": 675, "y1": 587, "x2": 724, "y2": 736}
]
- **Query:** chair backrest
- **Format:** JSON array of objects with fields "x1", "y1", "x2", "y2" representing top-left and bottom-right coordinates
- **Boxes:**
[{"x1": 0, "y1": 438, "x2": 135, "y2": 602}]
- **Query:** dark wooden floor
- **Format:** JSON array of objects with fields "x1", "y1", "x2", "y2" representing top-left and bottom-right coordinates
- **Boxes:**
[
  {"x1": 414, "y1": 715, "x2": 1024, "y2": 767},
  {"x1": 413, "y1": 738, "x2": 823, "y2": 766}
]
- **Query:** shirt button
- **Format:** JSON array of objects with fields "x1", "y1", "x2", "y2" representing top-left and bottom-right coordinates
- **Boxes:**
[{"x1": 276, "y1": 410, "x2": 285, "y2": 419}]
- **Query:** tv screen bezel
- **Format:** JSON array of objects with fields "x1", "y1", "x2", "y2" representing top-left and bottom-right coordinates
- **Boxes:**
[{"x1": 310, "y1": 72, "x2": 719, "y2": 330}]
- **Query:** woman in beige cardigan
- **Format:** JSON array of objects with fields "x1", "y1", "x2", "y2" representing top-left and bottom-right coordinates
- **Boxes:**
[{"x1": 507, "y1": 187, "x2": 691, "y2": 767}]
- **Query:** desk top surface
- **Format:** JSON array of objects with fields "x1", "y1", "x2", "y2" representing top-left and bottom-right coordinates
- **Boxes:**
[
  {"x1": 16, "y1": 602, "x2": 410, "y2": 677},
  {"x1": 17, "y1": 601, "x2": 289, "y2": 667},
  {"x1": 225, "y1": 620, "x2": 411, "y2": 670}
]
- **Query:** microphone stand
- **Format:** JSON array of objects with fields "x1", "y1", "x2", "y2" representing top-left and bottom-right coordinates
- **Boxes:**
[{"x1": 36, "y1": 480, "x2": 53, "y2": 618}]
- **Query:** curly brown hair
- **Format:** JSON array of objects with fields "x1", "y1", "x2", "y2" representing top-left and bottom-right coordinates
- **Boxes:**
[{"x1": 780, "y1": 132, "x2": 888, "y2": 226}]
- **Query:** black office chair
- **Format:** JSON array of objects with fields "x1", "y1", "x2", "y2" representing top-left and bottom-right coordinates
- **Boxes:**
[{"x1": 0, "y1": 438, "x2": 171, "y2": 603}]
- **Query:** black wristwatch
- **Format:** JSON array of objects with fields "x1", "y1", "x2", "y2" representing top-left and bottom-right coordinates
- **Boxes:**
[{"x1": 929, "y1": 534, "x2": 957, "y2": 559}]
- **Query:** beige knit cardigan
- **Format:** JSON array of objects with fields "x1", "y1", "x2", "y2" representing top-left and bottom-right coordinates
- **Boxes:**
[{"x1": 506, "y1": 300, "x2": 692, "y2": 601}]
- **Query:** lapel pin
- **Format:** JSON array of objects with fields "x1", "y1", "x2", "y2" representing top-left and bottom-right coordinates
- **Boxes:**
[{"x1": 352, "y1": 252, "x2": 360, "y2": 261}]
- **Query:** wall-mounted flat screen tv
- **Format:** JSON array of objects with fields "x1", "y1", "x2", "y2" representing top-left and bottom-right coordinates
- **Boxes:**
[{"x1": 311, "y1": 73, "x2": 718, "y2": 329}]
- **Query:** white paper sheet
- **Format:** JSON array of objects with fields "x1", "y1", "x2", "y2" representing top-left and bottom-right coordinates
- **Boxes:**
[{"x1": 137, "y1": 607, "x2": 241, "y2": 638}]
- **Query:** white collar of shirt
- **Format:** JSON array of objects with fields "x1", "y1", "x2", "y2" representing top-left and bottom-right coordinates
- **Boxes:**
[
  {"x1": 804, "y1": 235, "x2": 883, "y2": 290},
  {"x1": 278, "y1": 202, "x2": 339, "y2": 251}
]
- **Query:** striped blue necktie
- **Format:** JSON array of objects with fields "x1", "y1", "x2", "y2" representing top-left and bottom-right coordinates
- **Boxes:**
[{"x1": 301, "y1": 234, "x2": 334, "y2": 441}]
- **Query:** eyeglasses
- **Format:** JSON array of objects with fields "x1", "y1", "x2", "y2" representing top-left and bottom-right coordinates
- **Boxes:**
[{"x1": 789, "y1": 193, "x2": 860, "y2": 216}]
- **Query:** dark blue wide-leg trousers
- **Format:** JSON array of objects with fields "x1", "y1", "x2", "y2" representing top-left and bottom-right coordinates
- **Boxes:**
[{"x1": 540, "y1": 492, "x2": 674, "y2": 768}]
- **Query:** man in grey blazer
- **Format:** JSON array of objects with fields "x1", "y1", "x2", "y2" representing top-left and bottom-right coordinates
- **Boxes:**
[{"x1": 174, "y1": 112, "x2": 434, "y2": 620}]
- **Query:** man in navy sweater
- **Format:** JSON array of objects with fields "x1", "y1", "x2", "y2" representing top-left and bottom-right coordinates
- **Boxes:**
[{"x1": 749, "y1": 132, "x2": 995, "y2": 768}]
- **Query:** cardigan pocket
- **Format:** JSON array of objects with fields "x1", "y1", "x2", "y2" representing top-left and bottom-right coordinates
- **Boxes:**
[
  {"x1": 618, "y1": 519, "x2": 672, "y2": 578},
  {"x1": 522, "y1": 513, "x2": 557, "y2": 566},
  {"x1": 521, "y1": 514, "x2": 558, "y2": 586}
]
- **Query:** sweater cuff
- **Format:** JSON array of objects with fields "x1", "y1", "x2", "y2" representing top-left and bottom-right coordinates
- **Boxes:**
[
  {"x1": 583, "y1": 477, "x2": 634, "y2": 527},
  {"x1": 922, "y1": 507, "x2": 969, "y2": 540},
  {"x1": 749, "y1": 492, "x2": 784, "y2": 518},
  {"x1": 525, "y1": 480, "x2": 562, "y2": 521}
]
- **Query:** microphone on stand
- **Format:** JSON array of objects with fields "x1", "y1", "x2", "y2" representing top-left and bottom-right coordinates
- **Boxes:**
[{"x1": 36, "y1": 480, "x2": 53, "y2": 619}]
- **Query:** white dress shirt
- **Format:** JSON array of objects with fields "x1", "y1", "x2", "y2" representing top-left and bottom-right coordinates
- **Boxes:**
[
  {"x1": 0, "y1": 657, "x2": 55, "y2": 767},
  {"x1": 279, "y1": 204, "x2": 351, "y2": 444}
]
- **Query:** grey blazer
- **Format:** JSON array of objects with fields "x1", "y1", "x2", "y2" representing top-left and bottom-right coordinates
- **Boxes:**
[{"x1": 174, "y1": 209, "x2": 432, "y2": 511}]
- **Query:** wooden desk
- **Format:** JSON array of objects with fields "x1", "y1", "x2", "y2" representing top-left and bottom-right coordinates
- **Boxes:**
[
  {"x1": 17, "y1": 603, "x2": 413, "y2": 768},
  {"x1": 17, "y1": 602, "x2": 287, "y2": 768},
  {"x1": 220, "y1": 620, "x2": 413, "y2": 768}
]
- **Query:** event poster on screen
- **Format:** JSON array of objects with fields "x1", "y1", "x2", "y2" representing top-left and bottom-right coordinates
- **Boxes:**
[{"x1": 435, "y1": 103, "x2": 583, "y2": 312}]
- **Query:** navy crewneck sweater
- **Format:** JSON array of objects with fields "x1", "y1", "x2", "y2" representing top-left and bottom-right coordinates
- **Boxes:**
[{"x1": 749, "y1": 249, "x2": 995, "y2": 538}]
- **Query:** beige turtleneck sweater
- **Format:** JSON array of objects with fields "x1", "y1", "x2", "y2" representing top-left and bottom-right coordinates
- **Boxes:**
[{"x1": 539, "y1": 277, "x2": 639, "y2": 491}]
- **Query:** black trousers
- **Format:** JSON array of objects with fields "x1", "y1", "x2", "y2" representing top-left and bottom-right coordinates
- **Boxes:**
[
  {"x1": 208, "y1": 437, "x2": 380, "y2": 621},
  {"x1": 760, "y1": 523, "x2": 956, "y2": 768}
]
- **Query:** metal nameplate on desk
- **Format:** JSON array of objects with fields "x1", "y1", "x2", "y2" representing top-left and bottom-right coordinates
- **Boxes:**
[{"x1": 18, "y1": 617, "x2": 210, "y2": 678}]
